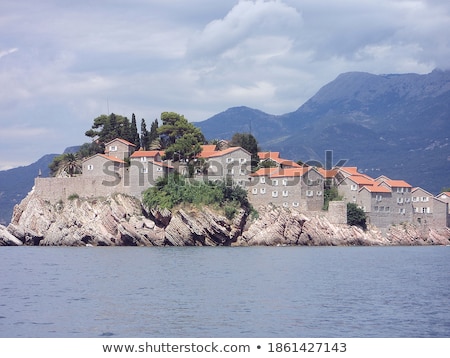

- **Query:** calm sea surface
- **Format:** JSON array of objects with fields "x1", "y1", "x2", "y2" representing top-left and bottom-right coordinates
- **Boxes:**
[{"x1": 0, "y1": 246, "x2": 449, "y2": 338}]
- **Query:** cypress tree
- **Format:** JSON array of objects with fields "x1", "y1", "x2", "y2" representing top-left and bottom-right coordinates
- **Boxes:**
[
  {"x1": 130, "y1": 113, "x2": 140, "y2": 149},
  {"x1": 140, "y1": 118, "x2": 149, "y2": 150}
]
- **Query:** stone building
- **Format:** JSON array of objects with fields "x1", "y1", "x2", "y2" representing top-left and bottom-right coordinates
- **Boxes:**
[
  {"x1": 249, "y1": 166, "x2": 324, "y2": 211},
  {"x1": 196, "y1": 145, "x2": 252, "y2": 186}
]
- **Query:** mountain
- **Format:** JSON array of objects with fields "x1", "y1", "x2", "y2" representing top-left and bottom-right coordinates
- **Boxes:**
[
  {"x1": 196, "y1": 69, "x2": 450, "y2": 194},
  {"x1": 0, "y1": 154, "x2": 57, "y2": 225}
]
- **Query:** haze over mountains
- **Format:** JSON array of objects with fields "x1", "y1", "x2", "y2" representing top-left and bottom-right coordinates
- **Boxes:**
[
  {"x1": 1, "y1": 69, "x2": 449, "y2": 224},
  {"x1": 197, "y1": 69, "x2": 450, "y2": 195}
]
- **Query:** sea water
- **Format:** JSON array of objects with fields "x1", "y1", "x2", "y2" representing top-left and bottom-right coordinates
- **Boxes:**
[{"x1": 1, "y1": 246, "x2": 449, "y2": 338}]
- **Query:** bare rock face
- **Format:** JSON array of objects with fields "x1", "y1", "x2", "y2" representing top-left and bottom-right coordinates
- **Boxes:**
[
  {"x1": 7, "y1": 192, "x2": 166, "y2": 246},
  {"x1": 385, "y1": 222, "x2": 450, "y2": 246},
  {"x1": 163, "y1": 207, "x2": 247, "y2": 246},
  {"x1": 0, "y1": 224, "x2": 23, "y2": 246},
  {"x1": 240, "y1": 205, "x2": 390, "y2": 246},
  {"x1": 3, "y1": 193, "x2": 449, "y2": 247}
]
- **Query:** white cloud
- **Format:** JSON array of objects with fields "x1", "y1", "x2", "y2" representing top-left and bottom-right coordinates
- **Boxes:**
[{"x1": 0, "y1": 0, "x2": 449, "y2": 168}]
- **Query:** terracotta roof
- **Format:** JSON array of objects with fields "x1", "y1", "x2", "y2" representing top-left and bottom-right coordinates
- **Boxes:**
[
  {"x1": 85, "y1": 153, "x2": 126, "y2": 164},
  {"x1": 279, "y1": 160, "x2": 302, "y2": 168},
  {"x1": 251, "y1": 167, "x2": 279, "y2": 177},
  {"x1": 360, "y1": 184, "x2": 391, "y2": 193},
  {"x1": 348, "y1": 174, "x2": 376, "y2": 186},
  {"x1": 130, "y1": 150, "x2": 161, "y2": 158},
  {"x1": 380, "y1": 179, "x2": 412, "y2": 188},
  {"x1": 105, "y1": 138, "x2": 136, "y2": 147},
  {"x1": 438, "y1": 192, "x2": 450, "y2": 198},
  {"x1": 197, "y1": 146, "x2": 247, "y2": 159},
  {"x1": 338, "y1": 167, "x2": 360, "y2": 175},
  {"x1": 270, "y1": 167, "x2": 313, "y2": 178},
  {"x1": 201, "y1": 144, "x2": 217, "y2": 152},
  {"x1": 317, "y1": 168, "x2": 339, "y2": 179},
  {"x1": 258, "y1": 152, "x2": 280, "y2": 160},
  {"x1": 251, "y1": 167, "x2": 319, "y2": 178}
]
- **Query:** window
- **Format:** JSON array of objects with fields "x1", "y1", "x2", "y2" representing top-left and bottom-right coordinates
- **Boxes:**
[
  {"x1": 140, "y1": 157, "x2": 147, "y2": 162},
  {"x1": 156, "y1": 167, "x2": 163, "y2": 172},
  {"x1": 109, "y1": 145, "x2": 117, "y2": 152},
  {"x1": 260, "y1": 188, "x2": 266, "y2": 194},
  {"x1": 272, "y1": 179, "x2": 279, "y2": 186},
  {"x1": 317, "y1": 191, "x2": 323, "y2": 196},
  {"x1": 283, "y1": 202, "x2": 289, "y2": 208},
  {"x1": 397, "y1": 198, "x2": 403, "y2": 204},
  {"x1": 282, "y1": 179, "x2": 288, "y2": 186},
  {"x1": 374, "y1": 206, "x2": 379, "y2": 212},
  {"x1": 260, "y1": 177, "x2": 266, "y2": 184},
  {"x1": 87, "y1": 164, "x2": 94, "y2": 171},
  {"x1": 306, "y1": 190, "x2": 313, "y2": 197},
  {"x1": 282, "y1": 190, "x2": 289, "y2": 197},
  {"x1": 252, "y1": 188, "x2": 258, "y2": 195},
  {"x1": 293, "y1": 202, "x2": 299, "y2": 207},
  {"x1": 227, "y1": 169, "x2": 234, "y2": 175},
  {"x1": 239, "y1": 158, "x2": 247, "y2": 164},
  {"x1": 399, "y1": 208, "x2": 406, "y2": 214},
  {"x1": 424, "y1": 197, "x2": 429, "y2": 202},
  {"x1": 385, "y1": 207, "x2": 390, "y2": 212},
  {"x1": 376, "y1": 195, "x2": 382, "y2": 202},
  {"x1": 141, "y1": 168, "x2": 148, "y2": 173},
  {"x1": 226, "y1": 157, "x2": 234, "y2": 163},
  {"x1": 412, "y1": 197, "x2": 418, "y2": 202},
  {"x1": 272, "y1": 191, "x2": 278, "y2": 198},
  {"x1": 351, "y1": 184, "x2": 358, "y2": 191},
  {"x1": 239, "y1": 169, "x2": 246, "y2": 175}
]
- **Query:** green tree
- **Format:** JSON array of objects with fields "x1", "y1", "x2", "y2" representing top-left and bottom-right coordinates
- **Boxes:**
[
  {"x1": 158, "y1": 112, "x2": 205, "y2": 161},
  {"x1": 149, "y1": 119, "x2": 159, "y2": 143},
  {"x1": 323, "y1": 187, "x2": 343, "y2": 210},
  {"x1": 130, "y1": 114, "x2": 141, "y2": 150},
  {"x1": 347, "y1": 203, "x2": 367, "y2": 230},
  {"x1": 49, "y1": 153, "x2": 81, "y2": 177},
  {"x1": 85, "y1": 113, "x2": 133, "y2": 150},
  {"x1": 140, "y1": 118, "x2": 150, "y2": 150},
  {"x1": 229, "y1": 133, "x2": 260, "y2": 170}
]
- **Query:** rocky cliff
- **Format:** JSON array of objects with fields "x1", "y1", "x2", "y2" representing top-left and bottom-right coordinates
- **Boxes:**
[{"x1": 1, "y1": 191, "x2": 449, "y2": 246}]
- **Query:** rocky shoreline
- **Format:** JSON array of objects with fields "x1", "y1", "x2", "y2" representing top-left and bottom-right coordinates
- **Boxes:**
[{"x1": 1, "y1": 192, "x2": 450, "y2": 246}]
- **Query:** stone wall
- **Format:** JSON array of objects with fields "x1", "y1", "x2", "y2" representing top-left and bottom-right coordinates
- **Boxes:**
[{"x1": 34, "y1": 176, "x2": 129, "y2": 203}]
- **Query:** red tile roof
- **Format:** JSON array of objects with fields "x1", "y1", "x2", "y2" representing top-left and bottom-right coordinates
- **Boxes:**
[
  {"x1": 317, "y1": 168, "x2": 339, "y2": 179},
  {"x1": 251, "y1": 167, "x2": 279, "y2": 177},
  {"x1": 379, "y1": 179, "x2": 412, "y2": 188},
  {"x1": 130, "y1": 150, "x2": 161, "y2": 158},
  {"x1": 258, "y1": 152, "x2": 280, "y2": 160},
  {"x1": 251, "y1": 167, "x2": 318, "y2": 178},
  {"x1": 348, "y1": 174, "x2": 376, "y2": 186},
  {"x1": 197, "y1": 146, "x2": 246, "y2": 159},
  {"x1": 98, "y1": 154, "x2": 126, "y2": 164},
  {"x1": 360, "y1": 184, "x2": 391, "y2": 193}
]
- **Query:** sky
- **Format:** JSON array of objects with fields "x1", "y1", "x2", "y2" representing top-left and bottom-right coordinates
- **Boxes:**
[{"x1": 1, "y1": 0, "x2": 449, "y2": 170}]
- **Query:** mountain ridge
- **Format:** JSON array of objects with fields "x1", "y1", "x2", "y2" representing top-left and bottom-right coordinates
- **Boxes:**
[
  {"x1": 1, "y1": 69, "x2": 449, "y2": 224},
  {"x1": 196, "y1": 69, "x2": 450, "y2": 195}
]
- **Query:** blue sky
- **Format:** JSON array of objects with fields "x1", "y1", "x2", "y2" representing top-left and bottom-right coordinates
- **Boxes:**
[{"x1": 1, "y1": 0, "x2": 449, "y2": 169}]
